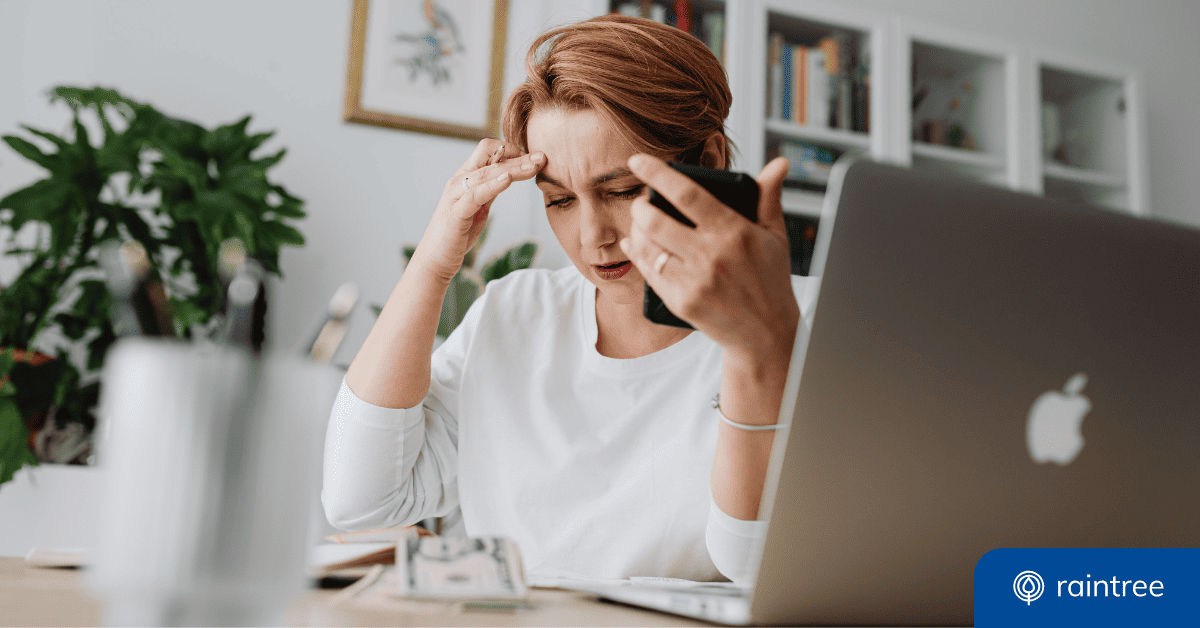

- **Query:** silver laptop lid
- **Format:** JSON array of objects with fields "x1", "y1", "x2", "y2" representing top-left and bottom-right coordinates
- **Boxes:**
[{"x1": 751, "y1": 158, "x2": 1200, "y2": 626}]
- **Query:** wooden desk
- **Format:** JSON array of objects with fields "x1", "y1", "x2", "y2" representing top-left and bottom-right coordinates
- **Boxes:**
[{"x1": 0, "y1": 557, "x2": 715, "y2": 627}]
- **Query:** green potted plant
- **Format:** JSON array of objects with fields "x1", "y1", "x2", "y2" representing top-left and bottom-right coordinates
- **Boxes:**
[{"x1": 0, "y1": 86, "x2": 306, "y2": 485}]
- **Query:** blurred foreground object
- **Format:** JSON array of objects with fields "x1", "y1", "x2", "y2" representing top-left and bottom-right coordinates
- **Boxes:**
[
  {"x1": 88, "y1": 339, "x2": 340, "y2": 626},
  {"x1": 0, "y1": 86, "x2": 306, "y2": 485}
]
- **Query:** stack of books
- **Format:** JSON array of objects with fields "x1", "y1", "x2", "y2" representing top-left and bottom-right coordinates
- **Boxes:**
[
  {"x1": 767, "y1": 31, "x2": 869, "y2": 133},
  {"x1": 772, "y1": 140, "x2": 840, "y2": 192}
]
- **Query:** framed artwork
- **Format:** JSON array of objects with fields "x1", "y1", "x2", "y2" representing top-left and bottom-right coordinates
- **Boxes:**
[{"x1": 344, "y1": 0, "x2": 509, "y2": 140}]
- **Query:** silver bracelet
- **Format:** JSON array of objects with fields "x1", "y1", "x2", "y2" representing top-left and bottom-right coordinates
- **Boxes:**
[{"x1": 711, "y1": 393, "x2": 788, "y2": 431}]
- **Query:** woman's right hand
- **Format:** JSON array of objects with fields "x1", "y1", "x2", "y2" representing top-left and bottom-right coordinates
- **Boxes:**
[{"x1": 414, "y1": 139, "x2": 545, "y2": 282}]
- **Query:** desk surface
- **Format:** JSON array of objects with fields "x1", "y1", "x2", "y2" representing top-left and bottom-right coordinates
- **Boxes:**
[{"x1": 0, "y1": 557, "x2": 716, "y2": 627}]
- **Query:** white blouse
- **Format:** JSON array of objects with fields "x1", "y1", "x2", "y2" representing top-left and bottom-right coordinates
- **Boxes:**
[{"x1": 322, "y1": 266, "x2": 814, "y2": 584}]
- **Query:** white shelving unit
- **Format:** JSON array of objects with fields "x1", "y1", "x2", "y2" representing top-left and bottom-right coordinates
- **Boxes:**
[{"x1": 583, "y1": 0, "x2": 1148, "y2": 216}]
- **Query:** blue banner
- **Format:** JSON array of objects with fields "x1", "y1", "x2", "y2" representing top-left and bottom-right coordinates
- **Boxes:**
[{"x1": 975, "y1": 548, "x2": 1200, "y2": 626}]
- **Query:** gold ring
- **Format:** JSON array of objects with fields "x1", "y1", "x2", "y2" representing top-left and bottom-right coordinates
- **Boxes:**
[{"x1": 654, "y1": 251, "x2": 670, "y2": 274}]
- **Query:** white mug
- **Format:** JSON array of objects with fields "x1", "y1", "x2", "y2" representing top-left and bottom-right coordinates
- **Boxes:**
[{"x1": 87, "y1": 338, "x2": 341, "y2": 626}]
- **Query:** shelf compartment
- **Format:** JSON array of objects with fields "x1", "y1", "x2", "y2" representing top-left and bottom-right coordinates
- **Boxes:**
[
  {"x1": 1039, "y1": 65, "x2": 1127, "y2": 178},
  {"x1": 911, "y1": 140, "x2": 1007, "y2": 187},
  {"x1": 764, "y1": 11, "x2": 872, "y2": 135},
  {"x1": 765, "y1": 119, "x2": 870, "y2": 151},
  {"x1": 912, "y1": 141, "x2": 1004, "y2": 170},
  {"x1": 910, "y1": 41, "x2": 1008, "y2": 158},
  {"x1": 781, "y1": 188, "x2": 825, "y2": 217}
]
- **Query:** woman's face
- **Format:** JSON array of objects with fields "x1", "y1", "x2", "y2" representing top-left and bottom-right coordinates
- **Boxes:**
[{"x1": 527, "y1": 107, "x2": 649, "y2": 305}]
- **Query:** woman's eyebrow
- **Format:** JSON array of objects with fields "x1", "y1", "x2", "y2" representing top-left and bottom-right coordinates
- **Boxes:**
[
  {"x1": 535, "y1": 168, "x2": 637, "y2": 189},
  {"x1": 592, "y1": 168, "x2": 634, "y2": 185}
]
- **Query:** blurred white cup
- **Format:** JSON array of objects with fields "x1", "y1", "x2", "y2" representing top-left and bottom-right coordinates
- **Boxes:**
[{"x1": 87, "y1": 338, "x2": 341, "y2": 626}]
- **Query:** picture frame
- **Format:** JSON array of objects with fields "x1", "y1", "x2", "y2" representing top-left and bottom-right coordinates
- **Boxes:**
[{"x1": 344, "y1": 0, "x2": 509, "y2": 141}]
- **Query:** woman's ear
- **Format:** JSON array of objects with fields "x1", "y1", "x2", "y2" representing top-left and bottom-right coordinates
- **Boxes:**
[{"x1": 698, "y1": 132, "x2": 728, "y2": 169}]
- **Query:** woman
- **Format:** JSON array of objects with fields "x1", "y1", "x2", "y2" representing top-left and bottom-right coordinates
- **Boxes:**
[{"x1": 323, "y1": 15, "x2": 810, "y2": 584}]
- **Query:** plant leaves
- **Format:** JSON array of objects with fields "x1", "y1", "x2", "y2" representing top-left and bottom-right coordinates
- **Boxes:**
[
  {"x1": 0, "y1": 398, "x2": 39, "y2": 485},
  {"x1": 0, "y1": 178, "x2": 71, "y2": 231},
  {"x1": 0, "y1": 85, "x2": 307, "y2": 464},
  {"x1": 258, "y1": 221, "x2": 305, "y2": 248},
  {"x1": 202, "y1": 115, "x2": 251, "y2": 159},
  {"x1": 53, "y1": 312, "x2": 91, "y2": 341},
  {"x1": 2, "y1": 135, "x2": 58, "y2": 172},
  {"x1": 481, "y1": 241, "x2": 538, "y2": 284},
  {"x1": 20, "y1": 126, "x2": 71, "y2": 153}
]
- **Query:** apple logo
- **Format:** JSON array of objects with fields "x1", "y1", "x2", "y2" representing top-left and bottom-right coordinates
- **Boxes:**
[{"x1": 1026, "y1": 373, "x2": 1092, "y2": 465}]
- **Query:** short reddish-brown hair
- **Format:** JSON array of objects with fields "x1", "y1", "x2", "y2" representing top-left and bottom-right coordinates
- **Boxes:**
[{"x1": 502, "y1": 14, "x2": 732, "y2": 168}]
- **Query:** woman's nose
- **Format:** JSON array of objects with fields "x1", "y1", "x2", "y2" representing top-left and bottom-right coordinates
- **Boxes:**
[{"x1": 578, "y1": 201, "x2": 617, "y2": 250}]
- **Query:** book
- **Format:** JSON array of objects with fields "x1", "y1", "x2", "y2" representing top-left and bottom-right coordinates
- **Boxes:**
[
  {"x1": 768, "y1": 33, "x2": 783, "y2": 119},
  {"x1": 816, "y1": 33, "x2": 854, "y2": 129},
  {"x1": 311, "y1": 525, "x2": 432, "y2": 577},
  {"x1": 806, "y1": 48, "x2": 828, "y2": 128},
  {"x1": 323, "y1": 526, "x2": 428, "y2": 544},
  {"x1": 703, "y1": 12, "x2": 724, "y2": 64},
  {"x1": 853, "y1": 36, "x2": 871, "y2": 132},
  {"x1": 310, "y1": 542, "x2": 398, "y2": 577},
  {"x1": 817, "y1": 35, "x2": 842, "y2": 128},
  {"x1": 792, "y1": 45, "x2": 807, "y2": 125},
  {"x1": 778, "y1": 140, "x2": 839, "y2": 190},
  {"x1": 649, "y1": 3, "x2": 666, "y2": 23},
  {"x1": 779, "y1": 42, "x2": 793, "y2": 121},
  {"x1": 674, "y1": 0, "x2": 691, "y2": 33}
]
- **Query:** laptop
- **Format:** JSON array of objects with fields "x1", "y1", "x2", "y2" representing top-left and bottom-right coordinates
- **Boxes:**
[{"x1": 569, "y1": 157, "x2": 1200, "y2": 625}]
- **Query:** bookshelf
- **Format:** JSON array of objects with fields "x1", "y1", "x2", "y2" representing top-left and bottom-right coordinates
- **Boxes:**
[
  {"x1": 586, "y1": 0, "x2": 1148, "y2": 218},
  {"x1": 740, "y1": 0, "x2": 889, "y2": 218}
]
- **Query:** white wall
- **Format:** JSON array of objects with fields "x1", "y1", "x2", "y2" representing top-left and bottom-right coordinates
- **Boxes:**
[{"x1": 2, "y1": 0, "x2": 1198, "y2": 552}]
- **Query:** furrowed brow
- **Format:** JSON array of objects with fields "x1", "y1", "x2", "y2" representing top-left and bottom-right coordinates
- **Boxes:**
[
  {"x1": 536, "y1": 168, "x2": 639, "y2": 190},
  {"x1": 592, "y1": 168, "x2": 635, "y2": 185},
  {"x1": 535, "y1": 171, "x2": 564, "y2": 188}
]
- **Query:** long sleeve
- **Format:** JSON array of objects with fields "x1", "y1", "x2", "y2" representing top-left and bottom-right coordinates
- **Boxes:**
[
  {"x1": 704, "y1": 275, "x2": 820, "y2": 584},
  {"x1": 321, "y1": 296, "x2": 485, "y2": 531},
  {"x1": 320, "y1": 379, "x2": 460, "y2": 530}
]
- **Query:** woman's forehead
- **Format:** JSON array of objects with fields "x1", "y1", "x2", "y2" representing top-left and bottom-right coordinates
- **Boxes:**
[{"x1": 527, "y1": 108, "x2": 640, "y2": 189}]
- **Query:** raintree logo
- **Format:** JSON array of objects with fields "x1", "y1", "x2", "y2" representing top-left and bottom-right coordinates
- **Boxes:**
[{"x1": 1014, "y1": 571, "x2": 1045, "y2": 605}]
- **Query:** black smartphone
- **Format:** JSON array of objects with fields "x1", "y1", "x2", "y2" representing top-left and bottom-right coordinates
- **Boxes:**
[{"x1": 644, "y1": 162, "x2": 760, "y2": 329}]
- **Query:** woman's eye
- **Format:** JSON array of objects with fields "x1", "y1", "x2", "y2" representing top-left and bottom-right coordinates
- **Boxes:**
[
  {"x1": 546, "y1": 196, "x2": 573, "y2": 208},
  {"x1": 609, "y1": 185, "x2": 645, "y2": 199}
]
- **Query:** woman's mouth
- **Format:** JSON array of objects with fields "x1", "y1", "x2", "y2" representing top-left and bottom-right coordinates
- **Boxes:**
[{"x1": 594, "y1": 260, "x2": 632, "y2": 279}]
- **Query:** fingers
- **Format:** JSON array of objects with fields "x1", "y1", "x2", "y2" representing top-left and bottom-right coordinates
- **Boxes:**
[
  {"x1": 628, "y1": 192, "x2": 698, "y2": 263},
  {"x1": 755, "y1": 157, "x2": 791, "y2": 234},
  {"x1": 460, "y1": 139, "x2": 508, "y2": 173},
  {"x1": 455, "y1": 151, "x2": 544, "y2": 198},
  {"x1": 457, "y1": 169, "x2": 513, "y2": 214},
  {"x1": 627, "y1": 153, "x2": 734, "y2": 229},
  {"x1": 461, "y1": 139, "x2": 533, "y2": 173}
]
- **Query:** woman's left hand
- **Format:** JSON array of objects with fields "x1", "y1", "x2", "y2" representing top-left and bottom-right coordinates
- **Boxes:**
[{"x1": 620, "y1": 155, "x2": 800, "y2": 364}]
